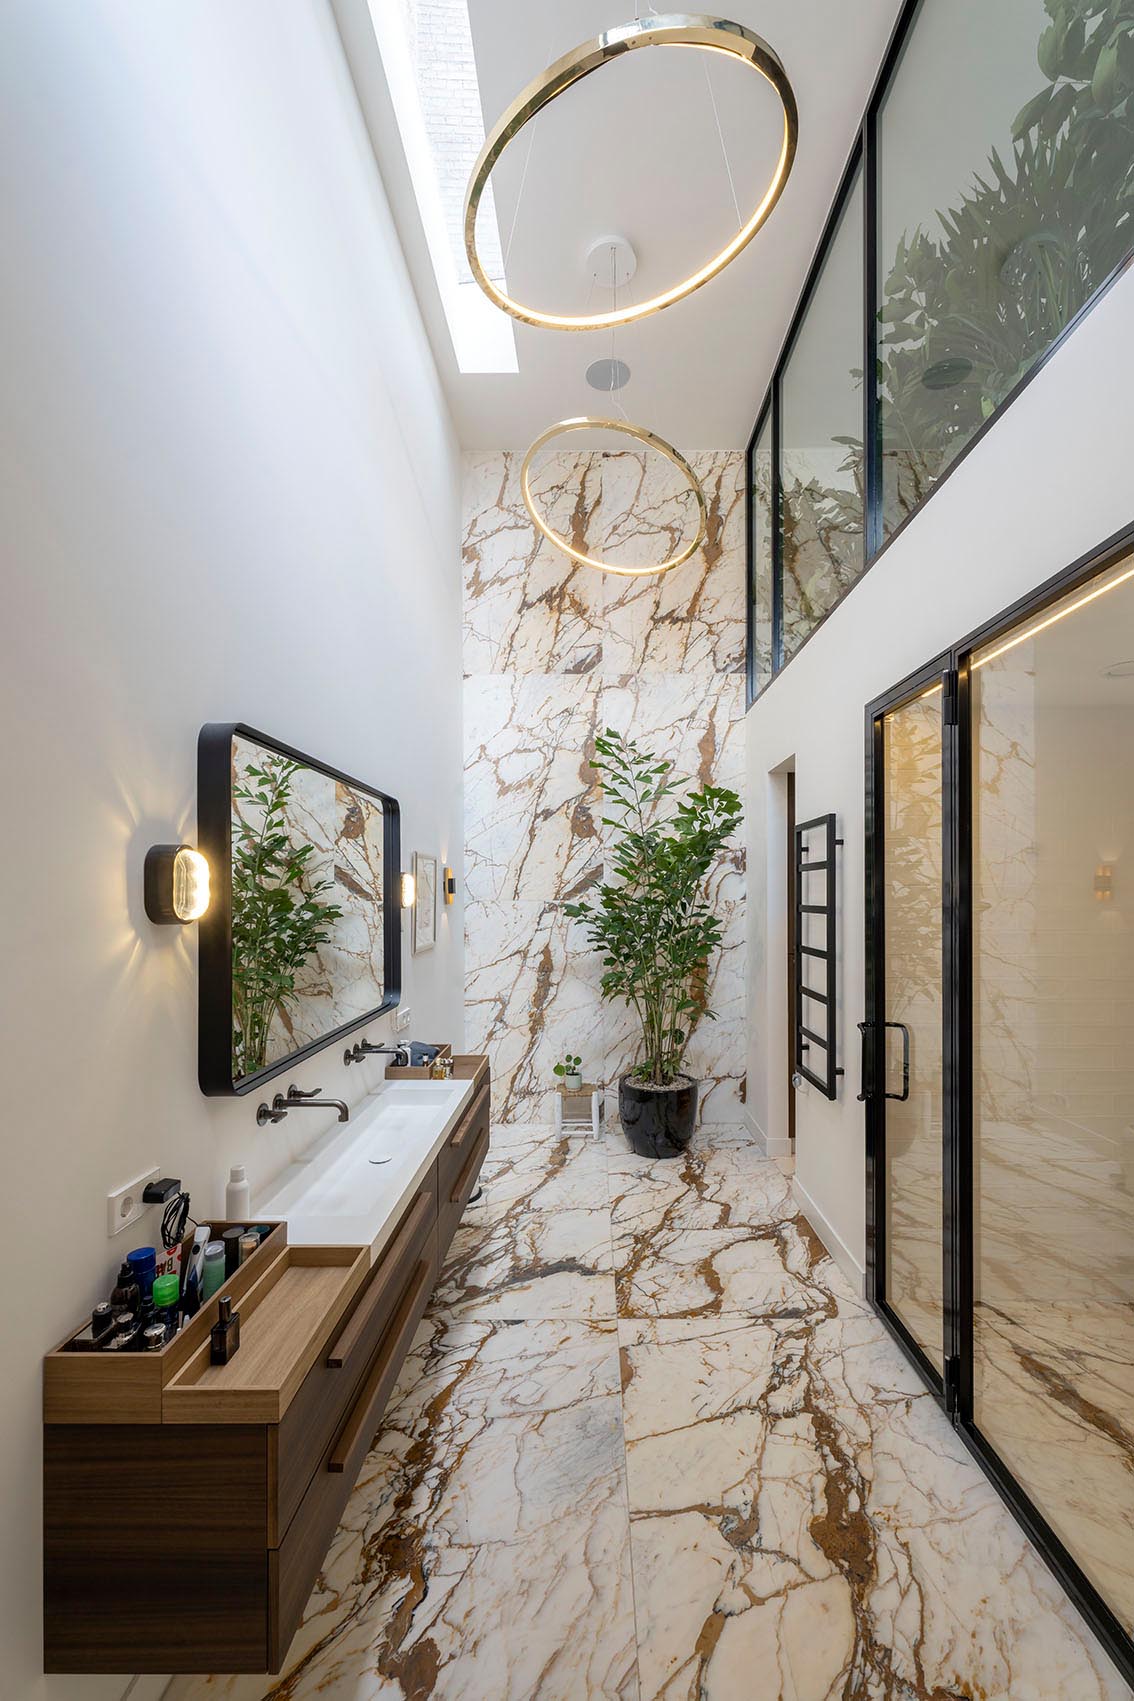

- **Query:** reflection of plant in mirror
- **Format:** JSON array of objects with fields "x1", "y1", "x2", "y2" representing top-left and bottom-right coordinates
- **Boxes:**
[{"x1": 231, "y1": 754, "x2": 343, "y2": 1077}]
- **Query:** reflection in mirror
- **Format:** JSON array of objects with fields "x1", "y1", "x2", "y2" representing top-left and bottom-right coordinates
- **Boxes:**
[{"x1": 230, "y1": 735, "x2": 386, "y2": 1080}]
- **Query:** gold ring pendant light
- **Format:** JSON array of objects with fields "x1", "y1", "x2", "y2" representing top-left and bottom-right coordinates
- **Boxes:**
[
  {"x1": 481, "y1": 15, "x2": 797, "y2": 575},
  {"x1": 464, "y1": 14, "x2": 798, "y2": 331},
  {"x1": 522, "y1": 417, "x2": 708, "y2": 577}
]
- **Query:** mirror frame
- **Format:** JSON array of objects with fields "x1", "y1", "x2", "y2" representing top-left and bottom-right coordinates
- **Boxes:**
[{"x1": 196, "y1": 722, "x2": 401, "y2": 1096}]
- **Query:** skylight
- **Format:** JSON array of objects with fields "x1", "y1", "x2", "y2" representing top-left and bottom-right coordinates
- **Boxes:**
[{"x1": 370, "y1": 0, "x2": 518, "y2": 374}]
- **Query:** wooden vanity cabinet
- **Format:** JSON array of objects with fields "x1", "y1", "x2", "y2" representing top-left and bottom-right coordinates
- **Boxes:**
[{"x1": 43, "y1": 1059, "x2": 490, "y2": 1676}]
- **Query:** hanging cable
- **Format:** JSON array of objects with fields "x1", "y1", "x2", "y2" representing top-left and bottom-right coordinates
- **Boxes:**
[
  {"x1": 502, "y1": 19, "x2": 557, "y2": 273},
  {"x1": 702, "y1": 54, "x2": 743, "y2": 233}
]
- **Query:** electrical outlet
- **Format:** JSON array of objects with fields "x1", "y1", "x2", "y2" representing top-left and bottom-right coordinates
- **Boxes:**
[
  {"x1": 395, "y1": 1004, "x2": 412, "y2": 1033},
  {"x1": 107, "y1": 1167, "x2": 159, "y2": 1237}
]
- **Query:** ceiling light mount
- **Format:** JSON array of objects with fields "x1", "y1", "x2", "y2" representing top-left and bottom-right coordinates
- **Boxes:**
[
  {"x1": 586, "y1": 236, "x2": 638, "y2": 290},
  {"x1": 465, "y1": 15, "x2": 798, "y2": 332},
  {"x1": 522, "y1": 417, "x2": 707, "y2": 577}
]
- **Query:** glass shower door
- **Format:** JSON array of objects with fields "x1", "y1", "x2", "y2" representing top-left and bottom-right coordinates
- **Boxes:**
[
  {"x1": 870, "y1": 675, "x2": 947, "y2": 1378},
  {"x1": 969, "y1": 555, "x2": 1134, "y2": 1637}
]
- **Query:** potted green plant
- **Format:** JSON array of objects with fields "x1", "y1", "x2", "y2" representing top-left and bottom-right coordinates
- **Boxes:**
[
  {"x1": 553, "y1": 1052, "x2": 584, "y2": 1091},
  {"x1": 566, "y1": 729, "x2": 742, "y2": 1158}
]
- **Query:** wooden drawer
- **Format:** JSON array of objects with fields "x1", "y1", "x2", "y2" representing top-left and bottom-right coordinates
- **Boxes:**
[
  {"x1": 437, "y1": 1079, "x2": 490, "y2": 1205},
  {"x1": 268, "y1": 1229, "x2": 438, "y2": 1670},
  {"x1": 44, "y1": 1423, "x2": 271, "y2": 1673},
  {"x1": 438, "y1": 1122, "x2": 489, "y2": 1254},
  {"x1": 272, "y1": 1172, "x2": 436, "y2": 1541}
]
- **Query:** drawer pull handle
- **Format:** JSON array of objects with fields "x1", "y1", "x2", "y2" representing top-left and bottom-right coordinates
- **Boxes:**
[
  {"x1": 327, "y1": 1256, "x2": 432, "y2": 1473},
  {"x1": 450, "y1": 1127, "x2": 489, "y2": 1205},
  {"x1": 448, "y1": 1081, "x2": 490, "y2": 1154},
  {"x1": 326, "y1": 1191, "x2": 432, "y2": 1369}
]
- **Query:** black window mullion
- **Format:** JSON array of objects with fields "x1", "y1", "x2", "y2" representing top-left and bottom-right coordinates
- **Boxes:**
[
  {"x1": 771, "y1": 371, "x2": 784, "y2": 673},
  {"x1": 863, "y1": 106, "x2": 882, "y2": 562}
]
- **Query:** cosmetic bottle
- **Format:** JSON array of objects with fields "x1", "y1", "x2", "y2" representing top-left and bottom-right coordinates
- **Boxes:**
[
  {"x1": 225, "y1": 1164, "x2": 251, "y2": 1219},
  {"x1": 210, "y1": 1296, "x2": 240, "y2": 1365},
  {"x1": 152, "y1": 1273, "x2": 180, "y2": 1336},
  {"x1": 238, "y1": 1231, "x2": 259, "y2": 1265},
  {"x1": 110, "y1": 1262, "x2": 140, "y2": 1315},
  {"x1": 201, "y1": 1241, "x2": 226, "y2": 1300},
  {"x1": 91, "y1": 1301, "x2": 115, "y2": 1342},
  {"x1": 126, "y1": 1246, "x2": 157, "y2": 1301},
  {"x1": 222, "y1": 1226, "x2": 244, "y2": 1277},
  {"x1": 141, "y1": 1323, "x2": 168, "y2": 1353}
]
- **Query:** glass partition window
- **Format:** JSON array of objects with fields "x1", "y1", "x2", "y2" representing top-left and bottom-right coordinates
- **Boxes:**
[
  {"x1": 780, "y1": 168, "x2": 864, "y2": 660},
  {"x1": 746, "y1": 0, "x2": 1134, "y2": 692},
  {"x1": 971, "y1": 554, "x2": 1134, "y2": 1632},
  {"x1": 877, "y1": 0, "x2": 1134, "y2": 537},
  {"x1": 748, "y1": 413, "x2": 774, "y2": 697}
]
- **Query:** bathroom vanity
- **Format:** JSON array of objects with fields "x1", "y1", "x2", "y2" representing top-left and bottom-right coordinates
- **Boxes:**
[{"x1": 43, "y1": 1057, "x2": 490, "y2": 1675}]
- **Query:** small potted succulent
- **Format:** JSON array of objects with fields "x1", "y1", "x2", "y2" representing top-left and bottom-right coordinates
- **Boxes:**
[{"x1": 553, "y1": 1052, "x2": 584, "y2": 1091}]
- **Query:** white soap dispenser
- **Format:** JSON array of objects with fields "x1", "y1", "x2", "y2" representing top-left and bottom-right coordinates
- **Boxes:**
[{"x1": 225, "y1": 1163, "x2": 251, "y2": 1220}]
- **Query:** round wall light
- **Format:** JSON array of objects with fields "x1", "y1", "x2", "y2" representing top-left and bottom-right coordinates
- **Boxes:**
[
  {"x1": 464, "y1": 15, "x2": 797, "y2": 331},
  {"x1": 145, "y1": 844, "x2": 211, "y2": 925},
  {"x1": 522, "y1": 416, "x2": 707, "y2": 576}
]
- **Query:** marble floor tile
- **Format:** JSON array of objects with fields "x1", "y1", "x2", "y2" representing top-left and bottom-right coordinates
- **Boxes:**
[
  {"x1": 614, "y1": 1216, "x2": 835, "y2": 1324},
  {"x1": 620, "y1": 1298, "x2": 1130, "y2": 1701},
  {"x1": 435, "y1": 1201, "x2": 616, "y2": 1322},
  {"x1": 177, "y1": 1126, "x2": 1131, "y2": 1701}
]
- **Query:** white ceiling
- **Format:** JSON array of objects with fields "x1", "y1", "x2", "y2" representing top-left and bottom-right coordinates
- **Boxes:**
[{"x1": 339, "y1": 0, "x2": 907, "y2": 449}]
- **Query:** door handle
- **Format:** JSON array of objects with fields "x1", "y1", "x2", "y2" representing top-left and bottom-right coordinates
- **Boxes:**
[
  {"x1": 883, "y1": 1021, "x2": 911, "y2": 1101},
  {"x1": 856, "y1": 1021, "x2": 872, "y2": 1101}
]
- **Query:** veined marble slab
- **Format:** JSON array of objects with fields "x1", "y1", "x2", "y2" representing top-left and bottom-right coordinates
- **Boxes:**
[{"x1": 175, "y1": 1127, "x2": 1130, "y2": 1701}]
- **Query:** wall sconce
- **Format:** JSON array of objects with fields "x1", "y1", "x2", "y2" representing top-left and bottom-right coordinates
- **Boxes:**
[
  {"x1": 1094, "y1": 864, "x2": 1114, "y2": 902},
  {"x1": 443, "y1": 866, "x2": 456, "y2": 905},
  {"x1": 400, "y1": 871, "x2": 416, "y2": 909},
  {"x1": 145, "y1": 844, "x2": 211, "y2": 924}
]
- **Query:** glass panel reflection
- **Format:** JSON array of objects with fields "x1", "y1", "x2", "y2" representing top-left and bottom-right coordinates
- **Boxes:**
[
  {"x1": 972, "y1": 554, "x2": 1134, "y2": 1632},
  {"x1": 749, "y1": 414, "x2": 774, "y2": 695},
  {"x1": 230, "y1": 735, "x2": 386, "y2": 1079},
  {"x1": 882, "y1": 686, "x2": 944, "y2": 1371},
  {"x1": 877, "y1": 0, "x2": 1134, "y2": 537},
  {"x1": 780, "y1": 168, "x2": 864, "y2": 660}
]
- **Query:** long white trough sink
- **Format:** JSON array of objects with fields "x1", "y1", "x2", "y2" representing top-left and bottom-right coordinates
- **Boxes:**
[{"x1": 256, "y1": 1076, "x2": 473, "y2": 1261}]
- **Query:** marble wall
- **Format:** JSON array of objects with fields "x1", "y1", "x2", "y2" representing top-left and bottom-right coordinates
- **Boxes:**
[{"x1": 462, "y1": 449, "x2": 746, "y2": 1124}]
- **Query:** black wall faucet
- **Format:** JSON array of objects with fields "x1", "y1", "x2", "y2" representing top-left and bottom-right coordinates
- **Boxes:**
[
  {"x1": 256, "y1": 1084, "x2": 350, "y2": 1126},
  {"x1": 343, "y1": 1040, "x2": 409, "y2": 1068}
]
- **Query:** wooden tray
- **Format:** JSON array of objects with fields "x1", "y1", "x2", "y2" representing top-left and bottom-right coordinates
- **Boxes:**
[
  {"x1": 44, "y1": 1220, "x2": 286, "y2": 1426},
  {"x1": 163, "y1": 1244, "x2": 368, "y2": 1424},
  {"x1": 385, "y1": 1051, "x2": 488, "y2": 1092}
]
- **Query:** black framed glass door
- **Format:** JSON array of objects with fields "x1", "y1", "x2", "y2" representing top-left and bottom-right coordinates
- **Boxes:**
[
  {"x1": 865, "y1": 659, "x2": 952, "y2": 1393},
  {"x1": 865, "y1": 527, "x2": 1134, "y2": 1686}
]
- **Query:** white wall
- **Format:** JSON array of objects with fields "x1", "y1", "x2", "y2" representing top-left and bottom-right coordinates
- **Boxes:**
[
  {"x1": 0, "y1": 6, "x2": 463, "y2": 1697},
  {"x1": 745, "y1": 267, "x2": 1134, "y2": 1284}
]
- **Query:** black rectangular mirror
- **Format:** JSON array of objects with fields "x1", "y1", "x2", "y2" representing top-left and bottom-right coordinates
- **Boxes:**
[{"x1": 197, "y1": 723, "x2": 401, "y2": 1095}]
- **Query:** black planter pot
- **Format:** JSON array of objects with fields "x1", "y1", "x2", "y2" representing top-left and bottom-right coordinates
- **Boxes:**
[{"x1": 618, "y1": 1074, "x2": 698, "y2": 1159}]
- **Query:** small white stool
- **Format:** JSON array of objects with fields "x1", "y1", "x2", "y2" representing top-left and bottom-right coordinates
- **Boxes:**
[{"x1": 553, "y1": 1082, "x2": 603, "y2": 1139}]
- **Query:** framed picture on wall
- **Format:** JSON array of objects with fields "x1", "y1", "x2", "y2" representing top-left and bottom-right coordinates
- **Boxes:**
[{"x1": 412, "y1": 852, "x2": 437, "y2": 954}]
